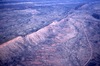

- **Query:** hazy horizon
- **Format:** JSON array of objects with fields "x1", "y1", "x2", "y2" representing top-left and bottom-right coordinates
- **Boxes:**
[{"x1": 0, "y1": 0, "x2": 100, "y2": 3}]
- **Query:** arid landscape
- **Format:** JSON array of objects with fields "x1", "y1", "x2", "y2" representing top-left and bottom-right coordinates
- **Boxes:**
[{"x1": 0, "y1": 0, "x2": 100, "y2": 66}]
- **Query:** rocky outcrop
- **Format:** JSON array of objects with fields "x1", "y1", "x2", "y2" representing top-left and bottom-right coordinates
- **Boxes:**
[{"x1": 0, "y1": 1, "x2": 100, "y2": 66}]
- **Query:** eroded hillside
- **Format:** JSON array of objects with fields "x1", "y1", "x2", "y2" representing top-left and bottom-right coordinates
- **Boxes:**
[{"x1": 0, "y1": 1, "x2": 100, "y2": 66}]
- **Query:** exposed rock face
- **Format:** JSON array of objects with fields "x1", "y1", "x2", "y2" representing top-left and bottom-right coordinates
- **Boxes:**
[{"x1": 0, "y1": 1, "x2": 100, "y2": 66}]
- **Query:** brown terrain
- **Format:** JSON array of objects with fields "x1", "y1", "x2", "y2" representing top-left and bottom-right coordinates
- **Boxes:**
[{"x1": 0, "y1": 1, "x2": 100, "y2": 66}]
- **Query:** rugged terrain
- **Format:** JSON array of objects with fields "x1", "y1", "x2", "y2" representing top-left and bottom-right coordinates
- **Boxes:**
[{"x1": 0, "y1": 1, "x2": 100, "y2": 66}]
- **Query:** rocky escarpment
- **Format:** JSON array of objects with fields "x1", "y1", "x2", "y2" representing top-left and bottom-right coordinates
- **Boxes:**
[{"x1": 0, "y1": 2, "x2": 100, "y2": 66}]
